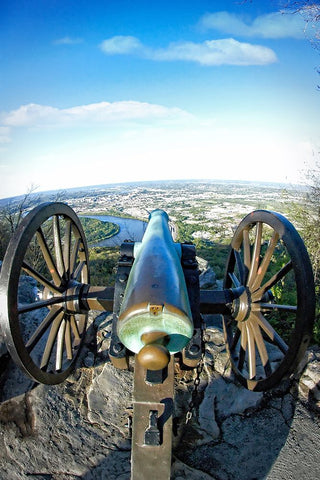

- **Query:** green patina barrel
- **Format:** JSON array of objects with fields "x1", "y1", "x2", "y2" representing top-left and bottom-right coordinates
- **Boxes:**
[{"x1": 117, "y1": 209, "x2": 193, "y2": 355}]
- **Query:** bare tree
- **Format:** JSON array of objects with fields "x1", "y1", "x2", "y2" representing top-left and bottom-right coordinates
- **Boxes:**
[
  {"x1": 292, "y1": 159, "x2": 320, "y2": 342},
  {"x1": 1, "y1": 184, "x2": 40, "y2": 233},
  {"x1": 302, "y1": 160, "x2": 320, "y2": 282},
  {"x1": 242, "y1": 1, "x2": 320, "y2": 46},
  {"x1": 241, "y1": 1, "x2": 319, "y2": 84},
  {"x1": 0, "y1": 184, "x2": 40, "y2": 259},
  {"x1": 282, "y1": 1, "x2": 320, "y2": 47}
]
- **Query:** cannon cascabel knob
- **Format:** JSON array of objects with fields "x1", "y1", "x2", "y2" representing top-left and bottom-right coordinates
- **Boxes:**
[{"x1": 137, "y1": 344, "x2": 170, "y2": 371}]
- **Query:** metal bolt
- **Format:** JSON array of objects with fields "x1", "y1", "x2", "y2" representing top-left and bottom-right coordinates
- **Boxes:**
[
  {"x1": 190, "y1": 344, "x2": 200, "y2": 354},
  {"x1": 113, "y1": 343, "x2": 123, "y2": 353}
]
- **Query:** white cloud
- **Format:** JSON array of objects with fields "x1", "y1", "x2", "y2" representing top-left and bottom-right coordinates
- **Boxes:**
[
  {"x1": 99, "y1": 35, "x2": 144, "y2": 54},
  {"x1": 2, "y1": 104, "x2": 58, "y2": 127},
  {"x1": 151, "y1": 38, "x2": 277, "y2": 66},
  {"x1": 53, "y1": 36, "x2": 83, "y2": 45},
  {"x1": 0, "y1": 127, "x2": 11, "y2": 143},
  {"x1": 199, "y1": 11, "x2": 305, "y2": 39},
  {"x1": 99, "y1": 35, "x2": 277, "y2": 66},
  {"x1": 0, "y1": 101, "x2": 190, "y2": 129}
]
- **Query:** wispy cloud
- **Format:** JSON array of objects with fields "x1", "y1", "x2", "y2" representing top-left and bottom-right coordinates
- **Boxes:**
[
  {"x1": 0, "y1": 127, "x2": 11, "y2": 144},
  {"x1": 100, "y1": 35, "x2": 143, "y2": 54},
  {"x1": 99, "y1": 36, "x2": 277, "y2": 66},
  {"x1": 152, "y1": 38, "x2": 276, "y2": 65},
  {"x1": 0, "y1": 101, "x2": 190, "y2": 129},
  {"x1": 198, "y1": 11, "x2": 305, "y2": 39},
  {"x1": 53, "y1": 36, "x2": 84, "y2": 45}
]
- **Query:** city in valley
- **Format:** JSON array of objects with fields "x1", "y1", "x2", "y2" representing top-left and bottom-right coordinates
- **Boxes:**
[
  {"x1": 0, "y1": 179, "x2": 305, "y2": 283},
  {"x1": 49, "y1": 179, "x2": 303, "y2": 244}
]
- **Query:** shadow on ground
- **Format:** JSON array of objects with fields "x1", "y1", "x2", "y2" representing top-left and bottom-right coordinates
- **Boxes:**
[{"x1": 1, "y1": 313, "x2": 319, "y2": 480}]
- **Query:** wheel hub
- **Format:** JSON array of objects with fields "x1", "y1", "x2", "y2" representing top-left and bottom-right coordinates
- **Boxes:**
[
  {"x1": 232, "y1": 287, "x2": 252, "y2": 322},
  {"x1": 64, "y1": 281, "x2": 87, "y2": 314}
]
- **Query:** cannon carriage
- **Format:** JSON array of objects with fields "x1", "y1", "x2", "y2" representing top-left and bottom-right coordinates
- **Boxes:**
[{"x1": 0, "y1": 202, "x2": 315, "y2": 479}]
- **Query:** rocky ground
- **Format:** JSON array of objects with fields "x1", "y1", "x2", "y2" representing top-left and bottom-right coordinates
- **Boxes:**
[{"x1": 1, "y1": 309, "x2": 320, "y2": 480}]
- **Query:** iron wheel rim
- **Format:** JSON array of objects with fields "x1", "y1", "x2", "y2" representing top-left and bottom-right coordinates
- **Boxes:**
[
  {"x1": 0, "y1": 202, "x2": 90, "y2": 384},
  {"x1": 223, "y1": 210, "x2": 315, "y2": 391}
]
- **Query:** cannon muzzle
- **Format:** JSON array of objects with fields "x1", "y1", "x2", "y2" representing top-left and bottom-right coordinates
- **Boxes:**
[{"x1": 117, "y1": 209, "x2": 193, "y2": 368}]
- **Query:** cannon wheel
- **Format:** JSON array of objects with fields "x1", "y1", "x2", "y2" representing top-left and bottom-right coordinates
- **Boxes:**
[
  {"x1": 223, "y1": 210, "x2": 315, "y2": 392},
  {"x1": 0, "y1": 202, "x2": 90, "y2": 384}
]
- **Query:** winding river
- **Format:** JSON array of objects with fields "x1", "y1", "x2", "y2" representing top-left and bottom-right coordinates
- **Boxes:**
[{"x1": 83, "y1": 215, "x2": 147, "y2": 247}]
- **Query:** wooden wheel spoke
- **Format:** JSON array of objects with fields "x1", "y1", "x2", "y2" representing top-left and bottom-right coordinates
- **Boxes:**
[
  {"x1": 72, "y1": 260, "x2": 86, "y2": 281},
  {"x1": 77, "y1": 314, "x2": 86, "y2": 338},
  {"x1": 40, "y1": 310, "x2": 65, "y2": 370},
  {"x1": 70, "y1": 315, "x2": 81, "y2": 346},
  {"x1": 254, "y1": 311, "x2": 288, "y2": 354},
  {"x1": 242, "y1": 229, "x2": 251, "y2": 279},
  {"x1": 26, "y1": 306, "x2": 63, "y2": 353},
  {"x1": 65, "y1": 318, "x2": 73, "y2": 360},
  {"x1": 234, "y1": 250, "x2": 246, "y2": 285},
  {"x1": 70, "y1": 235, "x2": 81, "y2": 277},
  {"x1": 246, "y1": 323, "x2": 256, "y2": 379},
  {"x1": 22, "y1": 261, "x2": 62, "y2": 294},
  {"x1": 36, "y1": 227, "x2": 61, "y2": 285},
  {"x1": 53, "y1": 215, "x2": 65, "y2": 278},
  {"x1": 251, "y1": 231, "x2": 279, "y2": 292},
  {"x1": 237, "y1": 323, "x2": 247, "y2": 371},
  {"x1": 18, "y1": 295, "x2": 64, "y2": 314},
  {"x1": 63, "y1": 219, "x2": 72, "y2": 276},
  {"x1": 248, "y1": 316, "x2": 272, "y2": 376},
  {"x1": 240, "y1": 322, "x2": 247, "y2": 350},
  {"x1": 56, "y1": 318, "x2": 67, "y2": 371},
  {"x1": 248, "y1": 222, "x2": 262, "y2": 288},
  {"x1": 253, "y1": 261, "x2": 293, "y2": 301}
]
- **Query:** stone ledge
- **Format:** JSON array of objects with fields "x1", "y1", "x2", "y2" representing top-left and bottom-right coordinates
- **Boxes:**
[{"x1": 298, "y1": 346, "x2": 320, "y2": 411}]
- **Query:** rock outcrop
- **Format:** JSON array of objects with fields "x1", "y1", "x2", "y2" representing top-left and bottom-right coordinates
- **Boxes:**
[
  {"x1": 197, "y1": 257, "x2": 217, "y2": 289},
  {"x1": 1, "y1": 310, "x2": 320, "y2": 479}
]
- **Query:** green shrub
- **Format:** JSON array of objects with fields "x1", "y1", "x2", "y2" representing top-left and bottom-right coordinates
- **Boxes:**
[
  {"x1": 80, "y1": 217, "x2": 119, "y2": 245},
  {"x1": 88, "y1": 247, "x2": 119, "y2": 286}
]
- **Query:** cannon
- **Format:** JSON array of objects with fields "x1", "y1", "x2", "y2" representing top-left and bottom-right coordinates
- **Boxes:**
[{"x1": 0, "y1": 202, "x2": 315, "y2": 479}]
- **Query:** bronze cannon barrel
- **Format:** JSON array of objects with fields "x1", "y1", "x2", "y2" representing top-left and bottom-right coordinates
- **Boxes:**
[{"x1": 117, "y1": 209, "x2": 193, "y2": 367}]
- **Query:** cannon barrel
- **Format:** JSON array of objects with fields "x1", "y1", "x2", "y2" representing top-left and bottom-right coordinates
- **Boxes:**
[{"x1": 117, "y1": 209, "x2": 193, "y2": 369}]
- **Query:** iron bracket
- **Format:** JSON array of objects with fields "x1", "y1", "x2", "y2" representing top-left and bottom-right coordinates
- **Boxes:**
[{"x1": 109, "y1": 242, "x2": 135, "y2": 369}]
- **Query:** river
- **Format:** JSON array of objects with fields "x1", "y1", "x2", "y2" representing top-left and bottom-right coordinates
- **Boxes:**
[{"x1": 83, "y1": 215, "x2": 147, "y2": 247}]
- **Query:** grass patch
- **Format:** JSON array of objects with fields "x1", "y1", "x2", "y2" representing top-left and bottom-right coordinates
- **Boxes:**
[{"x1": 79, "y1": 217, "x2": 119, "y2": 245}]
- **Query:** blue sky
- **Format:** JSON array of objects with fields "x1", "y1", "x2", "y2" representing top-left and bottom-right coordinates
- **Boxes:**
[{"x1": 0, "y1": 0, "x2": 319, "y2": 199}]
